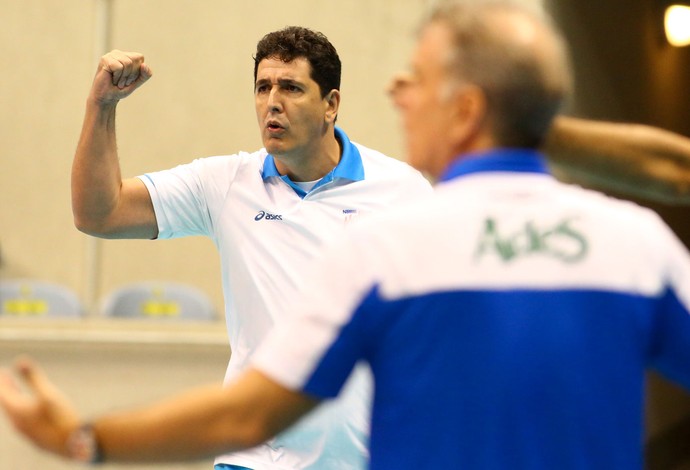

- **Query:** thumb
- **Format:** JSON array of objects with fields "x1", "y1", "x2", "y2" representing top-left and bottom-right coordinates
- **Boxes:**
[
  {"x1": 140, "y1": 63, "x2": 153, "y2": 81},
  {"x1": 122, "y1": 63, "x2": 153, "y2": 93}
]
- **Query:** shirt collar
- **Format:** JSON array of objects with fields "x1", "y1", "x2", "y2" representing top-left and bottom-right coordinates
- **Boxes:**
[
  {"x1": 439, "y1": 148, "x2": 550, "y2": 183},
  {"x1": 261, "y1": 127, "x2": 365, "y2": 197}
]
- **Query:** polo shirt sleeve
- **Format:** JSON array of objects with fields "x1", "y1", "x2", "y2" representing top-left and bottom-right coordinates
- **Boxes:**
[{"x1": 138, "y1": 156, "x2": 237, "y2": 239}]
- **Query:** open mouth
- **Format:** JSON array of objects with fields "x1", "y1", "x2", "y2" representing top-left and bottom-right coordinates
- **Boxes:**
[{"x1": 267, "y1": 121, "x2": 285, "y2": 132}]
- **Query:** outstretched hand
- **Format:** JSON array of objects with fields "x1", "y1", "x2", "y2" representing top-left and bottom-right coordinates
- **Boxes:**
[
  {"x1": 90, "y1": 49, "x2": 153, "y2": 105},
  {"x1": 0, "y1": 357, "x2": 80, "y2": 458}
]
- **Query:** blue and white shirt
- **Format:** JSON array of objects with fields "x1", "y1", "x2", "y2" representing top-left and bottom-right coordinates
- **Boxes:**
[
  {"x1": 255, "y1": 148, "x2": 690, "y2": 470},
  {"x1": 139, "y1": 128, "x2": 432, "y2": 470}
]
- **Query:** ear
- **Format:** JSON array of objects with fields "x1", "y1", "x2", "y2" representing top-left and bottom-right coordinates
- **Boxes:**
[
  {"x1": 324, "y1": 89, "x2": 341, "y2": 124},
  {"x1": 447, "y1": 84, "x2": 490, "y2": 150}
]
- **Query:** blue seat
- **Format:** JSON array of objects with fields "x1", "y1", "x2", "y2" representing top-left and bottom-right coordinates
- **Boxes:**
[
  {"x1": 100, "y1": 282, "x2": 217, "y2": 321},
  {"x1": 0, "y1": 280, "x2": 84, "y2": 318}
]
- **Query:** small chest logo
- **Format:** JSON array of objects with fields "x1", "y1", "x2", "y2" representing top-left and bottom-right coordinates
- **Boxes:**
[
  {"x1": 254, "y1": 211, "x2": 283, "y2": 221},
  {"x1": 343, "y1": 208, "x2": 359, "y2": 225}
]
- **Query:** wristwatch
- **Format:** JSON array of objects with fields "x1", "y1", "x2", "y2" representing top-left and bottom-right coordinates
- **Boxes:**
[{"x1": 66, "y1": 423, "x2": 104, "y2": 464}]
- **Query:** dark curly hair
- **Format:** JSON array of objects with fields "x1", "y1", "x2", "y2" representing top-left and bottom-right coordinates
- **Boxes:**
[{"x1": 253, "y1": 26, "x2": 341, "y2": 98}]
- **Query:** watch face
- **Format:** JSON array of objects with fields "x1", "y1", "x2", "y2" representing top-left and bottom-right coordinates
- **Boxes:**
[{"x1": 67, "y1": 425, "x2": 100, "y2": 463}]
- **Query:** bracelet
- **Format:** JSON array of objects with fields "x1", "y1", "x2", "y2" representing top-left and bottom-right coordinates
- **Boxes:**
[{"x1": 66, "y1": 423, "x2": 104, "y2": 464}]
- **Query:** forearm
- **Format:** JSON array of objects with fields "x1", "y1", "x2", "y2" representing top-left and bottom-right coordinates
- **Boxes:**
[
  {"x1": 1, "y1": 352, "x2": 319, "y2": 465},
  {"x1": 71, "y1": 99, "x2": 125, "y2": 235},
  {"x1": 90, "y1": 371, "x2": 317, "y2": 464},
  {"x1": 543, "y1": 116, "x2": 690, "y2": 205},
  {"x1": 92, "y1": 384, "x2": 260, "y2": 463}
]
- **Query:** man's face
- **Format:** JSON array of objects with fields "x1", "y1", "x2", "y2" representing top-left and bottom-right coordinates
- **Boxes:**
[
  {"x1": 255, "y1": 57, "x2": 334, "y2": 159},
  {"x1": 390, "y1": 22, "x2": 459, "y2": 178}
]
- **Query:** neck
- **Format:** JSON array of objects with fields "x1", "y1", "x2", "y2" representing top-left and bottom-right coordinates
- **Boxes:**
[
  {"x1": 273, "y1": 129, "x2": 342, "y2": 182},
  {"x1": 432, "y1": 134, "x2": 497, "y2": 179}
]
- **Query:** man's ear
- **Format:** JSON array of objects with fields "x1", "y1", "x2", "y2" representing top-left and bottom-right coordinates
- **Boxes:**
[
  {"x1": 324, "y1": 89, "x2": 341, "y2": 123},
  {"x1": 447, "y1": 84, "x2": 489, "y2": 150}
]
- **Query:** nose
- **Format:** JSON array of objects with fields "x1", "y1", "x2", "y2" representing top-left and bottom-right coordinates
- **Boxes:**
[
  {"x1": 267, "y1": 87, "x2": 283, "y2": 113},
  {"x1": 387, "y1": 72, "x2": 413, "y2": 108}
]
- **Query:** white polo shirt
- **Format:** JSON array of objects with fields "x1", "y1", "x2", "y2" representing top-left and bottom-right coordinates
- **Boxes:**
[
  {"x1": 254, "y1": 149, "x2": 690, "y2": 470},
  {"x1": 139, "y1": 127, "x2": 432, "y2": 469}
]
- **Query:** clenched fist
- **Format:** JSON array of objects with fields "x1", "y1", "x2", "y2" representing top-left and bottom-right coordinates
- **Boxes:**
[{"x1": 90, "y1": 49, "x2": 153, "y2": 105}]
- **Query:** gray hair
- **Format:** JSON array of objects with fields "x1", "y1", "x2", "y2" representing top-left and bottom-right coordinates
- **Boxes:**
[{"x1": 423, "y1": 0, "x2": 573, "y2": 148}]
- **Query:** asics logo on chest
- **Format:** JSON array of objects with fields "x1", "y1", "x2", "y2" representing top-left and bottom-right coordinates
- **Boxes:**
[{"x1": 254, "y1": 210, "x2": 283, "y2": 221}]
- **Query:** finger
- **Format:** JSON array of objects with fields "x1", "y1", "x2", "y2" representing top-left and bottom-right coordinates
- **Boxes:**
[
  {"x1": 0, "y1": 368, "x2": 27, "y2": 415},
  {"x1": 118, "y1": 62, "x2": 135, "y2": 89},
  {"x1": 0, "y1": 368, "x2": 18, "y2": 400},
  {"x1": 102, "y1": 59, "x2": 125, "y2": 87},
  {"x1": 15, "y1": 357, "x2": 79, "y2": 427},
  {"x1": 141, "y1": 63, "x2": 153, "y2": 81},
  {"x1": 118, "y1": 51, "x2": 144, "y2": 89},
  {"x1": 114, "y1": 53, "x2": 135, "y2": 89},
  {"x1": 101, "y1": 51, "x2": 126, "y2": 87},
  {"x1": 15, "y1": 357, "x2": 60, "y2": 399},
  {"x1": 141, "y1": 63, "x2": 153, "y2": 77},
  {"x1": 137, "y1": 63, "x2": 153, "y2": 85},
  {"x1": 102, "y1": 50, "x2": 145, "y2": 89},
  {"x1": 120, "y1": 61, "x2": 152, "y2": 91}
]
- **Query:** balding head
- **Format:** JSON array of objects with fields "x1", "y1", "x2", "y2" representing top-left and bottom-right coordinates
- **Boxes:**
[{"x1": 424, "y1": 0, "x2": 572, "y2": 148}]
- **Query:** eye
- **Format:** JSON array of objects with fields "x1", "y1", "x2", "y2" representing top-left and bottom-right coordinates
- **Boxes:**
[{"x1": 255, "y1": 84, "x2": 270, "y2": 94}]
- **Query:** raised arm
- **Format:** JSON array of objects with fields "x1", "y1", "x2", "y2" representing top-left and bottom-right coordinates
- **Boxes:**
[
  {"x1": 72, "y1": 50, "x2": 158, "y2": 239},
  {"x1": 543, "y1": 116, "x2": 690, "y2": 205},
  {"x1": 0, "y1": 358, "x2": 318, "y2": 464}
]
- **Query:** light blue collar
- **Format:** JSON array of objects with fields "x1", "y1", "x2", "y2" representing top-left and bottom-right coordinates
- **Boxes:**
[
  {"x1": 440, "y1": 148, "x2": 550, "y2": 183},
  {"x1": 262, "y1": 127, "x2": 365, "y2": 198}
]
